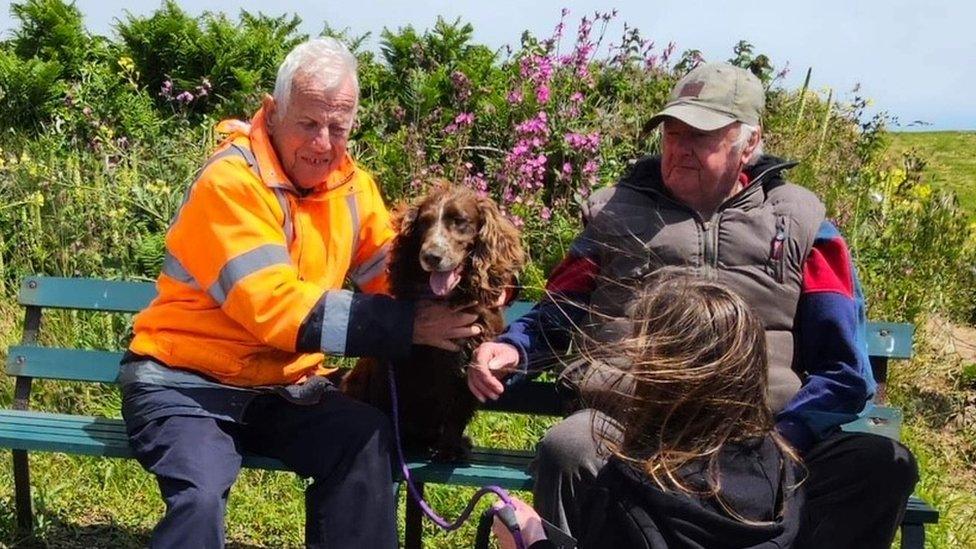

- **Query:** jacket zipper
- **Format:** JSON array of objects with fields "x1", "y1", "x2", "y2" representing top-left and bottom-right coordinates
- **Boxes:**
[{"x1": 771, "y1": 216, "x2": 787, "y2": 283}]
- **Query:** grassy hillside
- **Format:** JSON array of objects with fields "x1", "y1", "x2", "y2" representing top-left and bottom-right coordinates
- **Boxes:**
[{"x1": 887, "y1": 132, "x2": 976, "y2": 220}]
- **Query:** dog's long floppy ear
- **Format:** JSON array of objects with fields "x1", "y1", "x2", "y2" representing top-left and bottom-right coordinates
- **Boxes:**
[
  {"x1": 472, "y1": 195, "x2": 526, "y2": 297},
  {"x1": 388, "y1": 198, "x2": 424, "y2": 298}
]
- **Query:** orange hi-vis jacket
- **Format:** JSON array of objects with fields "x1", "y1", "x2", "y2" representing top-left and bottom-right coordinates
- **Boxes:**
[{"x1": 129, "y1": 107, "x2": 408, "y2": 386}]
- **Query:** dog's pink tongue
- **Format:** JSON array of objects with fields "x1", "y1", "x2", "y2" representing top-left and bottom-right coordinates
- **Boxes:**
[{"x1": 429, "y1": 269, "x2": 461, "y2": 297}]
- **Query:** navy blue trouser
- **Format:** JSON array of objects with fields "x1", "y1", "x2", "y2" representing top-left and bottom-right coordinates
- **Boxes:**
[{"x1": 126, "y1": 391, "x2": 397, "y2": 549}]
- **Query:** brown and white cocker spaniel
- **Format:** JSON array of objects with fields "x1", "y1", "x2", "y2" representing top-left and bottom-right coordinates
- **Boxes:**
[{"x1": 342, "y1": 182, "x2": 525, "y2": 460}]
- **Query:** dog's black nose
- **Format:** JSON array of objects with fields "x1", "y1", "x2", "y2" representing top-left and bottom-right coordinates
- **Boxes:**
[{"x1": 421, "y1": 251, "x2": 443, "y2": 268}]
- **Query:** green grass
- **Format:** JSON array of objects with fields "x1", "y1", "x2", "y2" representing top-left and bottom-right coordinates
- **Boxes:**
[
  {"x1": 887, "y1": 321, "x2": 976, "y2": 549},
  {"x1": 887, "y1": 132, "x2": 976, "y2": 220}
]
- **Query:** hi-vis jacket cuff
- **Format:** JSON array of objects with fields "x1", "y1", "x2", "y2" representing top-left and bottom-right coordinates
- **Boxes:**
[{"x1": 298, "y1": 290, "x2": 414, "y2": 360}]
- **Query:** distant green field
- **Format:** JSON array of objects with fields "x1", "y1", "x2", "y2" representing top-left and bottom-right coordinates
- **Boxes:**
[{"x1": 888, "y1": 131, "x2": 976, "y2": 219}]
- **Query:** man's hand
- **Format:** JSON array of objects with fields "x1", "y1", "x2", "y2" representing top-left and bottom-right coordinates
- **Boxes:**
[
  {"x1": 467, "y1": 342, "x2": 519, "y2": 402},
  {"x1": 412, "y1": 301, "x2": 480, "y2": 352}
]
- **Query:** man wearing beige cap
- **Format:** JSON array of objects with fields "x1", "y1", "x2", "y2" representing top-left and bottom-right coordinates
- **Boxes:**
[{"x1": 469, "y1": 63, "x2": 919, "y2": 547}]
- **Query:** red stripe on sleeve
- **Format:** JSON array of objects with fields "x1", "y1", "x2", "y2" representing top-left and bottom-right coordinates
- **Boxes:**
[
  {"x1": 802, "y1": 238, "x2": 854, "y2": 298},
  {"x1": 546, "y1": 255, "x2": 600, "y2": 295}
]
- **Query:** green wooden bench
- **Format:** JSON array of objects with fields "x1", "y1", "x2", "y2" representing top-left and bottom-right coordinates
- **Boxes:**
[{"x1": 1, "y1": 276, "x2": 939, "y2": 548}]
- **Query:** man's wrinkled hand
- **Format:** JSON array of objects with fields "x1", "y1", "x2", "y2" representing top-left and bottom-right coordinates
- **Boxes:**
[
  {"x1": 412, "y1": 300, "x2": 481, "y2": 352},
  {"x1": 467, "y1": 342, "x2": 519, "y2": 402}
]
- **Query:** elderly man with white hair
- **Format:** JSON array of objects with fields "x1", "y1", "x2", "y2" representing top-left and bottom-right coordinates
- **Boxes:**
[
  {"x1": 469, "y1": 63, "x2": 918, "y2": 548},
  {"x1": 119, "y1": 38, "x2": 479, "y2": 548}
]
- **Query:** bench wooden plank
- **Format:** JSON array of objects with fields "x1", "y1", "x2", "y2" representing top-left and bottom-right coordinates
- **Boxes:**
[
  {"x1": 481, "y1": 381, "x2": 561, "y2": 415},
  {"x1": 0, "y1": 410, "x2": 534, "y2": 487},
  {"x1": 841, "y1": 405, "x2": 903, "y2": 441},
  {"x1": 19, "y1": 277, "x2": 155, "y2": 313},
  {"x1": 505, "y1": 300, "x2": 913, "y2": 359},
  {"x1": 6, "y1": 346, "x2": 122, "y2": 382},
  {"x1": 865, "y1": 322, "x2": 914, "y2": 359}
]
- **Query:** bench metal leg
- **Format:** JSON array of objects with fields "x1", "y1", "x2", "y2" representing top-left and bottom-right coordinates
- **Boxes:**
[
  {"x1": 405, "y1": 482, "x2": 425, "y2": 549},
  {"x1": 900, "y1": 523, "x2": 925, "y2": 549},
  {"x1": 12, "y1": 449, "x2": 33, "y2": 534}
]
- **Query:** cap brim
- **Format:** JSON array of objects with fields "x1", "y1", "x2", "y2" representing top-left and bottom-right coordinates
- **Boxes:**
[{"x1": 645, "y1": 103, "x2": 738, "y2": 132}]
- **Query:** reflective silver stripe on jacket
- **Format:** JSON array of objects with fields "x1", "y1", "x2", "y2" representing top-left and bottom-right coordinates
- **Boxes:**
[
  {"x1": 207, "y1": 244, "x2": 291, "y2": 305},
  {"x1": 345, "y1": 193, "x2": 361, "y2": 263},
  {"x1": 349, "y1": 243, "x2": 390, "y2": 288},
  {"x1": 118, "y1": 359, "x2": 256, "y2": 391},
  {"x1": 320, "y1": 290, "x2": 353, "y2": 355},
  {"x1": 162, "y1": 144, "x2": 296, "y2": 294},
  {"x1": 161, "y1": 251, "x2": 199, "y2": 288},
  {"x1": 273, "y1": 188, "x2": 295, "y2": 244}
]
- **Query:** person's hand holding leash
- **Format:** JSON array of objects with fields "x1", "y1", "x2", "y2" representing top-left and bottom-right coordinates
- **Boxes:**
[{"x1": 491, "y1": 498, "x2": 547, "y2": 549}]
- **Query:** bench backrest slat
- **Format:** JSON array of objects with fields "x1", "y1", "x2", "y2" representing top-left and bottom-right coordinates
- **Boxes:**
[{"x1": 20, "y1": 276, "x2": 155, "y2": 313}]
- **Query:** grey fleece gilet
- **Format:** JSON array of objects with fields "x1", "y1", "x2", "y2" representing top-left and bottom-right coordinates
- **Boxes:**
[{"x1": 573, "y1": 155, "x2": 825, "y2": 412}]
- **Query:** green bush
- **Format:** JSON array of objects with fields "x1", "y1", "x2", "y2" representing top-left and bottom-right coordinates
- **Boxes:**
[{"x1": 117, "y1": 1, "x2": 306, "y2": 119}]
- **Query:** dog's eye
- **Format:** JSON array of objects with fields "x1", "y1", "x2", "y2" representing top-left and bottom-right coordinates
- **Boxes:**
[{"x1": 452, "y1": 218, "x2": 471, "y2": 231}]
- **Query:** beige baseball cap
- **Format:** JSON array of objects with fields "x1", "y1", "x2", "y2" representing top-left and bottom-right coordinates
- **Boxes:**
[{"x1": 645, "y1": 63, "x2": 765, "y2": 131}]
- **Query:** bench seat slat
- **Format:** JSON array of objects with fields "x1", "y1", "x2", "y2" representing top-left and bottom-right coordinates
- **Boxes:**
[
  {"x1": 6, "y1": 346, "x2": 122, "y2": 383},
  {"x1": 0, "y1": 421, "x2": 130, "y2": 442},
  {"x1": 0, "y1": 410, "x2": 534, "y2": 487}
]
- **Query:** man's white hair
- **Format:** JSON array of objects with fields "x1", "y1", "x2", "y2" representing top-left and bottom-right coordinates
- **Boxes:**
[
  {"x1": 734, "y1": 123, "x2": 764, "y2": 166},
  {"x1": 273, "y1": 37, "x2": 359, "y2": 118}
]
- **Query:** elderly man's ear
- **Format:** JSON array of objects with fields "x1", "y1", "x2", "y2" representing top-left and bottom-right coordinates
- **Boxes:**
[
  {"x1": 742, "y1": 125, "x2": 762, "y2": 160},
  {"x1": 262, "y1": 94, "x2": 277, "y2": 134}
]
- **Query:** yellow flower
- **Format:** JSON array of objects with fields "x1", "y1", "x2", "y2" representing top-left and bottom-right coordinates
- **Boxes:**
[
  {"x1": 889, "y1": 168, "x2": 906, "y2": 182},
  {"x1": 118, "y1": 56, "x2": 135, "y2": 72},
  {"x1": 912, "y1": 183, "x2": 932, "y2": 200}
]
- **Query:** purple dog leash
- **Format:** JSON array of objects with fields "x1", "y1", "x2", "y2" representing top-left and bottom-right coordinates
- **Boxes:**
[{"x1": 387, "y1": 365, "x2": 527, "y2": 549}]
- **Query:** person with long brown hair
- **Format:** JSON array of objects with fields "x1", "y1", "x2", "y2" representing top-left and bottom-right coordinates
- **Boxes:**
[{"x1": 494, "y1": 273, "x2": 802, "y2": 548}]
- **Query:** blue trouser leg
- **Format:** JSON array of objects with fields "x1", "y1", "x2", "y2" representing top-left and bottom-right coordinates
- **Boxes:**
[
  {"x1": 240, "y1": 391, "x2": 397, "y2": 549},
  {"x1": 127, "y1": 414, "x2": 243, "y2": 549}
]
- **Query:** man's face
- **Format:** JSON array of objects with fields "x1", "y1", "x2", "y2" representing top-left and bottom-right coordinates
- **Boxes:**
[
  {"x1": 660, "y1": 119, "x2": 751, "y2": 215},
  {"x1": 266, "y1": 74, "x2": 357, "y2": 190}
]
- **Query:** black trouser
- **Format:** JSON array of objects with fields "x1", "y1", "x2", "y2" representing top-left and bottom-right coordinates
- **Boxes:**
[
  {"x1": 126, "y1": 391, "x2": 397, "y2": 549},
  {"x1": 796, "y1": 431, "x2": 919, "y2": 548}
]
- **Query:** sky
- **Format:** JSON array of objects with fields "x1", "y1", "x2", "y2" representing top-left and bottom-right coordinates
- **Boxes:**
[{"x1": 2, "y1": 0, "x2": 974, "y2": 131}]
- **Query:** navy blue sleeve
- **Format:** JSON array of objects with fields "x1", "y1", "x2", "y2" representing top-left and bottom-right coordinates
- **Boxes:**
[
  {"x1": 297, "y1": 290, "x2": 415, "y2": 360},
  {"x1": 497, "y1": 238, "x2": 599, "y2": 385},
  {"x1": 776, "y1": 222, "x2": 874, "y2": 453}
]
